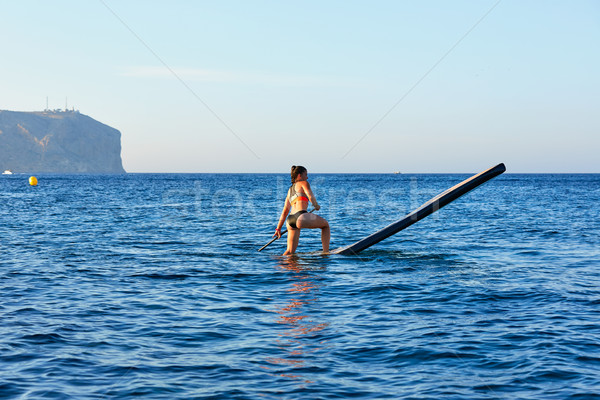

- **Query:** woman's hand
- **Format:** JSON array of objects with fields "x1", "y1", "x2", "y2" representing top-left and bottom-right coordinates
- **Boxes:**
[
  {"x1": 273, "y1": 228, "x2": 282, "y2": 239},
  {"x1": 314, "y1": 203, "x2": 321, "y2": 211}
]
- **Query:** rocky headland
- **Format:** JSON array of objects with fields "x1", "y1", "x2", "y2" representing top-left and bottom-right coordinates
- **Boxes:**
[{"x1": 0, "y1": 110, "x2": 125, "y2": 173}]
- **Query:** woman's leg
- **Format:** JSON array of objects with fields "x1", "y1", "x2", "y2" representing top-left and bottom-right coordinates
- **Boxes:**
[
  {"x1": 283, "y1": 224, "x2": 301, "y2": 255},
  {"x1": 296, "y1": 214, "x2": 330, "y2": 252}
]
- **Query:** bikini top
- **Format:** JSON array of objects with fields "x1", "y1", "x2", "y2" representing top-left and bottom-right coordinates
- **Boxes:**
[{"x1": 289, "y1": 183, "x2": 309, "y2": 204}]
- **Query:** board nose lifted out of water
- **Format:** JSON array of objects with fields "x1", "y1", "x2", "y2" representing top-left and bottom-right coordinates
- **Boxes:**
[
  {"x1": 332, "y1": 163, "x2": 506, "y2": 255},
  {"x1": 259, "y1": 163, "x2": 506, "y2": 255}
]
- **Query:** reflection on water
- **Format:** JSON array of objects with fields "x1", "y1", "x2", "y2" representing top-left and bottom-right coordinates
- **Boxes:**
[{"x1": 263, "y1": 256, "x2": 329, "y2": 386}]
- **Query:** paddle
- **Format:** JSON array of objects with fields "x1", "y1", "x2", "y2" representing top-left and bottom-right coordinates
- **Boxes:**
[{"x1": 258, "y1": 209, "x2": 315, "y2": 252}]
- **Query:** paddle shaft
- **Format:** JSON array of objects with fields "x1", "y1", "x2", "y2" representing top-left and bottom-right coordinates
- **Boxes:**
[{"x1": 258, "y1": 209, "x2": 315, "y2": 252}]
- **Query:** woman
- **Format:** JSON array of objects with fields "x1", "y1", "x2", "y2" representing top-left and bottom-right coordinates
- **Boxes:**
[{"x1": 274, "y1": 166, "x2": 330, "y2": 255}]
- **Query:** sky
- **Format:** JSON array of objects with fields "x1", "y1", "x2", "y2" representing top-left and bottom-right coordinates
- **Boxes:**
[{"x1": 1, "y1": 0, "x2": 598, "y2": 173}]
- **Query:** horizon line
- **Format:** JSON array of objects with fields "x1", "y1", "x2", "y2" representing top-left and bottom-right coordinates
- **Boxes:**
[{"x1": 5, "y1": 171, "x2": 599, "y2": 175}]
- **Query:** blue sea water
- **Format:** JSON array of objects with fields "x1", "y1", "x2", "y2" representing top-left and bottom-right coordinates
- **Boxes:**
[{"x1": 1, "y1": 172, "x2": 599, "y2": 399}]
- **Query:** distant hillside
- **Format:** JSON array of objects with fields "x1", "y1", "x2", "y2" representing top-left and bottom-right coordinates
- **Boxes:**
[{"x1": 0, "y1": 110, "x2": 125, "y2": 173}]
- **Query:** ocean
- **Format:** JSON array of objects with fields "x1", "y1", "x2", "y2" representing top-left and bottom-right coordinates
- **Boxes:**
[{"x1": 1, "y1": 172, "x2": 599, "y2": 399}]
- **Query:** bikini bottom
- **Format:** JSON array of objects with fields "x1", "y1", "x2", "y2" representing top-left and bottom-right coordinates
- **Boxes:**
[{"x1": 286, "y1": 210, "x2": 308, "y2": 230}]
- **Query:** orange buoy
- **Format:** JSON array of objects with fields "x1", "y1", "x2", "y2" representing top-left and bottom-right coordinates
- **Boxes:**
[{"x1": 29, "y1": 176, "x2": 38, "y2": 186}]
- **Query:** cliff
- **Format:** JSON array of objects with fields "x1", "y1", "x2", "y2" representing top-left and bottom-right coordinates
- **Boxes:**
[{"x1": 0, "y1": 110, "x2": 125, "y2": 173}]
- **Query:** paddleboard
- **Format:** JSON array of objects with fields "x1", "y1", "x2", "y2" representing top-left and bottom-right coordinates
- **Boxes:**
[{"x1": 332, "y1": 163, "x2": 506, "y2": 255}]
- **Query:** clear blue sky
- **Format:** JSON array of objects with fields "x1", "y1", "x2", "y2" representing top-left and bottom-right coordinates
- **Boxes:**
[{"x1": 1, "y1": 1, "x2": 598, "y2": 173}]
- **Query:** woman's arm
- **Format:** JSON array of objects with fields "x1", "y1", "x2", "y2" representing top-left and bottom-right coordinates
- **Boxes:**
[
  {"x1": 302, "y1": 182, "x2": 320, "y2": 210},
  {"x1": 274, "y1": 194, "x2": 291, "y2": 237}
]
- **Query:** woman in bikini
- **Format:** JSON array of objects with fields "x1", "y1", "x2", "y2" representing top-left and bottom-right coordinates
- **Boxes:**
[{"x1": 274, "y1": 165, "x2": 330, "y2": 255}]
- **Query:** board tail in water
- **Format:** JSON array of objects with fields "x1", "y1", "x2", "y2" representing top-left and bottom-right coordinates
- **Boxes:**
[{"x1": 333, "y1": 163, "x2": 506, "y2": 255}]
